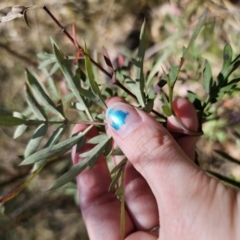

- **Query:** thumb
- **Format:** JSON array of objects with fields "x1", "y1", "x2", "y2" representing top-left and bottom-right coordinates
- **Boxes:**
[{"x1": 105, "y1": 99, "x2": 201, "y2": 204}]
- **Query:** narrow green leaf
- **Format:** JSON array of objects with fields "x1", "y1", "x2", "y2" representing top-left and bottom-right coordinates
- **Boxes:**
[
  {"x1": 182, "y1": 9, "x2": 208, "y2": 59},
  {"x1": 207, "y1": 171, "x2": 240, "y2": 189},
  {"x1": 53, "y1": 44, "x2": 87, "y2": 110},
  {"x1": 87, "y1": 134, "x2": 109, "y2": 144},
  {"x1": 20, "y1": 126, "x2": 91, "y2": 165},
  {"x1": 214, "y1": 150, "x2": 240, "y2": 165},
  {"x1": 49, "y1": 158, "x2": 89, "y2": 190},
  {"x1": 13, "y1": 124, "x2": 28, "y2": 139},
  {"x1": 108, "y1": 169, "x2": 122, "y2": 191},
  {"x1": 110, "y1": 158, "x2": 127, "y2": 175},
  {"x1": 32, "y1": 124, "x2": 67, "y2": 171},
  {"x1": 162, "y1": 105, "x2": 172, "y2": 117},
  {"x1": 187, "y1": 91, "x2": 202, "y2": 110},
  {"x1": 112, "y1": 147, "x2": 124, "y2": 156},
  {"x1": 24, "y1": 124, "x2": 48, "y2": 158},
  {"x1": 26, "y1": 69, "x2": 65, "y2": 119},
  {"x1": 38, "y1": 58, "x2": 56, "y2": 69},
  {"x1": 169, "y1": 63, "x2": 179, "y2": 86},
  {"x1": 135, "y1": 20, "x2": 146, "y2": 95},
  {"x1": 103, "y1": 138, "x2": 113, "y2": 157},
  {"x1": 84, "y1": 44, "x2": 106, "y2": 109},
  {"x1": 0, "y1": 115, "x2": 25, "y2": 126},
  {"x1": 37, "y1": 52, "x2": 53, "y2": 60},
  {"x1": 79, "y1": 136, "x2": 111, "y2": 160},
  {"x1": 78, "y1": 86, "x2": 106, "y2": 109},
  {"x1": 25, "y1": 83, "x2": 48, "y2": 121},
  {"x1": 124, "y1": 76, "x2": 145, "y2": 107},
  {"x1": 221, "y1": 43, "x2": 233, "y2": 76},
  {"x1": 49, "y1": 135, "x2": 111, "y2": 189},
  {"x1": 203, "y1": 60, "x2": 212, "y2": 94}
]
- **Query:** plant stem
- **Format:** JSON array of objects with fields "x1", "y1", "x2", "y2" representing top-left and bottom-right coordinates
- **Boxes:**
[{"x1": 42, "y1": 6, "x2": 165, "y2": 118}]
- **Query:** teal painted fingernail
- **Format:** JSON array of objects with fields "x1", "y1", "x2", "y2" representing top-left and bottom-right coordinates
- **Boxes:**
[{"x1": 106, "y1": 102, "x2": 143, "y2": 138}]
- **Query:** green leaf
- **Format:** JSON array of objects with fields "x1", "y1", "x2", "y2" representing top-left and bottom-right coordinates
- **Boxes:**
[
  {"x1": 103, "y1": 138, "x2": 113, "y2": 157},
  {"x1": 20, "y1": 126, "x2": 91, "y2": 165},
  {"x1": 24, "y1": 124, "x2": 48, "y2": 158},
  {"x1": 182, "y1": 9, "x2": 208, "y2": 59},
  {"x1": 49, "y1": 135, "x2": 111, "y2": 190},
  {"x1": 169, "y1": 63, "x2": 179, "y2": 86},
  {"x1": 49, "y1": 158, "x2": 89, "y2": 190},
  {"x1": 38, "y1": 57, "x2": 56, "y2": 69},
  {"x1": 0, "y1": 115, "x2": 25, "y2": 126},
  {"x1": 25, "y1": 83, "x2": 48, "y2": 121},
  {"x1": 13, "y1": 124, "x2": 28, "y2": 139},
  {"x1": 108, "y1": 168, "x2": 122, "y2": 191},
  {"x1": 84, "y1": 44, "x2": 106, "y2": 109},
  {"x1": 53, "y1": 44, "x2": 87, "y2": 111},
  {"x1": 26, "y1": 69, "x2": 65, "y2": 119},
  {"x1": 162, "y1": 105, "x2": 172, "y2": 117},
  {"x1": 207, "y1": 171, "x2": 240, "y2": 189},
  {"x1": 203, "y1": 60, "x2": 212, "y2": 94},
  {"x1": 187, "y1": 91, "x2": 202, "y2": 110},
  {"x1": 110, "y1": 158, "x2": 127, "y2": 175},
  {"x1": 112, "y1": 147, "x2": 124, "y2": 156},
  {"x1": 79, "y1": 136, "x2": 111, "y2": 161},
  {"x1": 124, "y1": 76, "x2": 145, "y2": 107},
  {"x1": 32, "y1": 124, "x2": 67, "y2": 171},
  {"x1": 78, "y1": 86, "x2": 106, "y2": 109},
  {"x1": 135, "y1": 20, "x2": 146, "y2": 95},
  {"x1": 221, "y1": 43, "x2": 233, "y2": 76},
  {"x1": 214, "y1": 150, "x2": 240, "y2": 165},
  {"x1": 87, "y1": 134, "x2": 109, "y2": 144}
]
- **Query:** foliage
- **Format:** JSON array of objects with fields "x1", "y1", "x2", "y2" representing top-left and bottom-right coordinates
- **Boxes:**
[{"x1": 1, "y1": 1, "x2": 240, "y2": 239}]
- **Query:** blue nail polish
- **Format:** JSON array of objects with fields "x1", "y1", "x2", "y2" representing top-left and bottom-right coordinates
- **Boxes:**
[
  {"x1": 106, "y1": 102, "x2": 143, "y2": 138},
  {"x1": 107, "y1": 108, "x2": 129, "y2": 130}
]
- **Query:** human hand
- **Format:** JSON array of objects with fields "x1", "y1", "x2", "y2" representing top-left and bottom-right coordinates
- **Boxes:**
[{"x1": 72, "y1": 97, "x2": 240, "y2": 240}]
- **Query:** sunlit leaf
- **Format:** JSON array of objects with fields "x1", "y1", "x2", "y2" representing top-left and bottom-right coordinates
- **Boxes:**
[
  {"x1": 49, "y1": 158, "x2": 89, "y2": 190},
  {"x1": 108, "y1": 168, "x2": 122, "y2": 191},
  {"x1": 187, "y1": 91, "x2": 202, "y2": 110},
  {"x1": 84, "y1": 44, "x2": 106, "y2": 109},
  {"x1": 124, "y1": 75, "x2": 145, "y2": 107},
  {"x1": 20, "y1": 126, "x2": 91, "y2": 165},
  {"x1": 25, "y1": 83, "x2": 48, "y2": 120},
  {"x1": 182, "y1": 8, "x2": 208, "y2": 59},
  {"x1": 203, "y1": 60, "x2": 212, "y2": 94},
  {"x1": 32, "y1": 124, "x2": 67, "y2": 171},
  {"x1": 24, "y1": 123, "x2": 48, "y2": 158},
  {"x1": 13, "y1": 124, "x2": 28, "y2": 139},
  {"x1": 162, "y1": 105, "x2": 172, "y2": 117},
  {"x1": 53, "y1": 44, "x2": 87, "y2": 110},
  {"x1": 87, "y1": 134, "x2": 109, "y2": 144},
  {"x1": 26, "y1": 69, "x2": 65, "y2": 119},
  {"x1": 110, "y1": 158, "x2": 127, "y2": 175}
]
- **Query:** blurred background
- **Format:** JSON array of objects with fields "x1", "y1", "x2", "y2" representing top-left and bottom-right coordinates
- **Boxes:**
[{"x1": 1, "y1": 0, "x2": 240, "y2": 239}]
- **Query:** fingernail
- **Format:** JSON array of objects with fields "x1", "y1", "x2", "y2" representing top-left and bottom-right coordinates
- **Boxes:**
[{"x1": 106, "y1": 102, "x2": 143, "y2": 138}]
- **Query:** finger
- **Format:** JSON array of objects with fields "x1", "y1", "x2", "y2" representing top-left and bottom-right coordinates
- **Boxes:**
[
  {"x1": 105, "y1": 100, "x2": 201, "y2": 211},
  {"x1": 167, "y1": 98, "x2": 198, "y2": 160},
  {"x1": 72, "y1": 124, "x2": 134, "y2": 240},
  {"x1": 106, "y1": 98, "x2": 159, "y2": 231}
]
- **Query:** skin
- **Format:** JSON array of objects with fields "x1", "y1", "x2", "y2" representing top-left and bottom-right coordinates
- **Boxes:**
[{"x1": 71, "y1": 97, "x2": 240, "y2": 240}]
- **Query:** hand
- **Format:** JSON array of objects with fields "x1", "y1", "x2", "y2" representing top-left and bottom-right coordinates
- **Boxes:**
[{"x1": 71, "y1": 97, "x2": 240, "y2": 240}]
